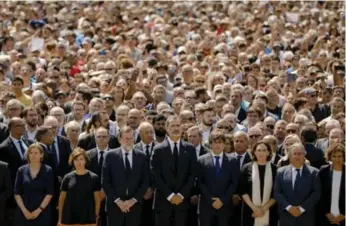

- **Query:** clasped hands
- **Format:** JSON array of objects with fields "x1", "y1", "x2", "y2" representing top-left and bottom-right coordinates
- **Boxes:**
[
  {"x1": 327, "y1": 213, "x2": 345, "y2": 225},
  {"x1": 23, "y1": 207, "x2": 42, "y2": 220},
  {"x1": 251, "y1": 206, "x2": 267, "y2": 218},
  {"x1": 288, "y1": 206, "x2": 303, "y2": 217},
  {"x1": 212, "y1": 197, "x2": 223, "y2": 210},
  {"x1": 116, "y1": 198, "x2": 137, "y2": 213},
  {"x1": 170, "y1": 194, "x2": 183, "y2": 205}
]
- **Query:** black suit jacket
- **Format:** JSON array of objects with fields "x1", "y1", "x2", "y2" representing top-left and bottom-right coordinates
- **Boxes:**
[
  {"x1": 318, "y1": 164, "x2": 345, "y2": 225},
  {"x1": 304, "y1": 143, "x2": 327, "y2": 169},
  {"x1": 0, "y1": 123, "x2": 8, "y2": 144},
  {"x1": 102, "y1": 148, "x2": 149, "y2": 211},
  {"x1": 78, "y1": 133, "x2": 120, "y2": 151},
  {"x1": 0, "y1": 161, "x2": 12, "y2": 206},
  {"x1": 237, "y1": 107, "x2": 247, "y2": 123},
  {"x1": 86, "y1": 148, "x2": 111, "y2": 178},
  {"x1": 197, "y1": 153, "x2": 237, "y2": 215},
  {"x1": 151, "y1": 139, "x2": 198, "y2": 210},
  {"x1": 315, "y1": 138, "x2": 329, "y2": 152},
  {"x1": 229, "y1": 152, "x2": 252, "y2": 193},
  {"x1": 55, "y1": 136, "x2": 72, "y2": 177},
  {"x1": 0, "y1": 137, "x2": 29, "y2": 185}
]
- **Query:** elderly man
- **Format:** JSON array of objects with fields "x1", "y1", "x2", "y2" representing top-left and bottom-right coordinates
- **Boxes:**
[{"x1": 274, "y1": 143, "x2": 321, "y2": 226}]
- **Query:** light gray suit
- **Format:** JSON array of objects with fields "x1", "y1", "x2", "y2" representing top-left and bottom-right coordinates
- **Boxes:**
[{"x1": 274, "y1": 164, "x2": 321, "y2": 226}]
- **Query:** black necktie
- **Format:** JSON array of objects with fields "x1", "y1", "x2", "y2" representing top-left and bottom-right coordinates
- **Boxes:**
[
  {"x1": 237, "y1": 155, "x2": 242, "y2": 169},
  {"x1": 215, "y1": 156, "x2": 221, "y2": 177},
  {"x1": 18, "y1": 140, "x2": 26, "y2": 157},
  {"x1": 125, "y1": 153, "x2": 131, "y2": 180},
  {"x1": 173, "y1": 142, "x2": 179, "y2": 175},
  {"x1": 145, "y1": 145, "x2": 150, "y2": 158},
  {"x1": 51, "y1": 141, "x2": 59, "y2": 167},
  {"x1": 99, "y1": 151, "x2": 104, "y2": 174},
  {"x1": 294, "y1": 169, "x2": 301, "y2": 192}
]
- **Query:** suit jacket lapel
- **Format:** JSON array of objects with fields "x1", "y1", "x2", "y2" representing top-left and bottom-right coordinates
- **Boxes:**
[
  {"x1": 9, "y1": 138, "x2": 23, "y2": 161},
  {"x1": 220, "y1": 153, "x2": 227, "y2": 177},
  {"x1": 177, "y1": 141, "x2": 187, "y2": 176}
]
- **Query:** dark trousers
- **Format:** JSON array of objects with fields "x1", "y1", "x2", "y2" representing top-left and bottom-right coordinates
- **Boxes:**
[
  {"x1": 3, "y1": 207, "x2": 15, "y2": 226},
  {"x1": 107, "y1": 204, "x2": 141, "y2": 226},
  {"x1": 187, "y1": 205, "x2": 198, "y2": 226},
  {"x1": 99, "y1": 200, "x2": 107, "y2": 226},
  {"x1": 140, "y1": 199, "x2": 154, "y2": 226},
  {"x1": 155, "y1": 209, "x2": 187, "y2": 226},
  {"x1": 199, "y1": 211, "x2": 229, "y2": 226},
  {"x1": 230, "y1": 203, "x2": 242, "y2": 226}
]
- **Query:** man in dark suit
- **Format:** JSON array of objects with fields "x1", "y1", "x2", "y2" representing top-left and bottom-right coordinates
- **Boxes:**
[
  {"x1": 87, "y1": 126, "x2": 111, "y2": 226},
  {"x1": 44, "y1": 116, "x2": 72, "y2": 178},
  {"x1": 151, "y1": 115, "x2": 198, "y2": 226},
  {"x1": 229, "y1": 131, "x2": 251, "y2": 226},
  {"x1": 300, "y1": 126, "x2": 327, "y2": 169},
  {"x1": 274, "y1": 143, "x2": 321, "y2": 226},
  {"x1": 0, "y1": 117, "x2": 30, "y2": 226},
  {"x1": 102, "y1": 126, "x2": 149, "y2": 226},
  {"x1": 0, "y1": 160, "x2": 12, "y2": 226},
  {"x1": 134, "y1": 122, "x2": 156, "y2": 226},
  {"x1": 0, "y1": 122, "x2": 8, "y2": 144},
  {"x1": 186, "y1": 126, "x2": 209, "y2": 226},
  {"x1": 197, "y1": 130, "x2": 237, "y2": 226},
  {"x1": 230, "y1": 90, "x2": 247, "y2": 123},
  {"x1": 128, "y1": 108, "x2": 142, "y2": 143},
  {"x1": 22, "y1": 106, "x2": 39, "y2": 143}
]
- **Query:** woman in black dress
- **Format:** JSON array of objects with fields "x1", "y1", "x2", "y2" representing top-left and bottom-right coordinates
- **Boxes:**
[
  {"x1": 318, "y1": 143, "x2": 345, "y2": 226},
  {"x1": 239, "y1": 141, "x2": 278, "y2": 226},
  {"x1": 14, "y1": 143, "x2": 54, "y2": 226},
  {"x1": 58, "y1": 148, "x2": 101, "y2": 226}
]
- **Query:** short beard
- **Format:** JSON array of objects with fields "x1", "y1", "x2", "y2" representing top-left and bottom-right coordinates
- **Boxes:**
[{"x1": 155, "y1": 129, "x2": 166, "y2": 137}]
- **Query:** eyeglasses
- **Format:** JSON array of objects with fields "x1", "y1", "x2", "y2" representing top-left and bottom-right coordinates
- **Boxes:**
[
  {"x1": 286, "y1": 129, "x2": 297, "y2": 134},
  {"x1": 218, "y1": 126, "x2": 230, "y2": 130},
  {"x1": 182, "y1": 117, "x2": 195, "y2": 121},
  {"x1": 249, "y1": 135, "x2": 261, "y2": 139},
  {"x1": 266, "y1": 124, "x2": 274, "y2": 129}
]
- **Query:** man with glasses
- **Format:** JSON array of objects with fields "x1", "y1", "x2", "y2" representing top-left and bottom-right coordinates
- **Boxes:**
[
  {"x1": 1, "y1": 99, "x2": 23, "y2": 125},
  {"x1": 102, "y1": 94, "x2": 116, "y2": 121},
  {"x1": 49, "y1": 107, "x2": 67, "y2": 137},
  {"x1": 263, "y1": 116, "x2": 276, "y2": 135},
  {"x1": 285, "y1": 123, "x2": 300, "y2": 136},
  {"x1": 303, "y1": 87, "x2": 330, "y2": 123}
]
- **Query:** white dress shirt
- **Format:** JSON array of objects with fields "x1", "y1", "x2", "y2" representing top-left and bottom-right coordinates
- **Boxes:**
[
  {"x1": 121, "y1": 148, "x2": 133, "y2": 168},
  {"x1": 26, "y1": 130, "x2": 37, "y2": 141},
  {"x1": 286, "y1": 166, "x2": 305, "y2": 213},
  {"x1": 195, "y1": 144, "x2": 201, "y2": 158},
  {"x1": 166, "y1": 137, "x2": 183, "y2": 201},
  {"x1": 97, "y1": 146, "x2": 108, "y2": 162},
  {"x1": 167, "y1": 137, "x2": 180, "y2": 153},
  {"x1": 10, "y1": 136, "x2": 27, "y2": 159},
  {"x1": 331, "y1": 170, "x2": 342, "y2": 217},
  {"x1": 211, "y1": 152, "x2": 223, "y2": 167},
  {"x1": 141, "y1": 141, "x2": 153, "y2": 155},
  {"x1": 235, "y1": 153, "x2": 247, "y2": 169}
]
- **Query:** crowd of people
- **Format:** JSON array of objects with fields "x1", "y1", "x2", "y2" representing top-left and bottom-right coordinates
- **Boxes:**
[{"x1": 0, "y1": 1, "x2": 345, "y2": 226}]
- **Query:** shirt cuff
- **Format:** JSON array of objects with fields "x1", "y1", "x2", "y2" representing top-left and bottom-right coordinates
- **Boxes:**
[
  {"x1": 167, "y1": 193, "x2": 175, "y2": 201},
  {"x1": 177, "y1": 193, "x2": 184, "y2": 200},
  {"x1": 299, "y1": 207, "x2": 305, "y2": 213},
  {"x1": 286, "y1": 205, "x2": 292, "y2": 211},
  {"x1": 114, "y1": 198, "x2": 120, "y2": 203},
  {"x1": 132, "y1": 198, "x2": 137, "y2": 203}
]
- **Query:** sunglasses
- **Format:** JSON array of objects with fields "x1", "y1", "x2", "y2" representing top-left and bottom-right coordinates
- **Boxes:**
[
  {"x1": 286, "y1": 129, "x2": 297, "y2": 134},
  {"x1": 266, "y1": 124, "x2": 274, "y2": 129}
]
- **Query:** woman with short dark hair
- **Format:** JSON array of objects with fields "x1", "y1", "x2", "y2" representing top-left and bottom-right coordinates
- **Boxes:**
[
  {"x1": 57, "y1": 148, "x2": 101, "y2": 226},
  {"x1": 239, "y1": 141, "x2": 278, "y2": 226}
]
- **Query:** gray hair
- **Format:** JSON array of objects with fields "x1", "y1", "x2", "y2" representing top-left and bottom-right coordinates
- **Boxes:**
[
  {"x1": 64, "y1": 120, "x2": 81, "y2": 133},
  {"x1": 287, "y1": 142, "x2": 306, "y2": 157}
]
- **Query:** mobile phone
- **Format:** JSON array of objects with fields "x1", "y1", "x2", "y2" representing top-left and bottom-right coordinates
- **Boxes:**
[{"x1": 287, "y1": 72, "x2": 297, "y2": 83}]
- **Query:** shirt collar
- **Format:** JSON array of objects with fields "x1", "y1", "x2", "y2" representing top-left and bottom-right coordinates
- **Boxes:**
[
  {"x1": 167, "y1": 136, "x2": 180, "y2": 146},
  {"x1": 141, "y1": 141, "x2": 152, "y2": 149},
  {"x1": 292, "y1": 165, "x2": 303, "y2": 171},
  {"x1": 97, "y1": 146, "x2": 108, "y2": 153},
  {"x1": 10, "y1": 136, "x2": 20, "y2": 142},
  {"x1": 195, "y1": 144, "x2": 201, "y2": 152},
  {"x1": 211, "y1": 151, "x2": 223, "y2": 158},
  {"x1": 121, "y1": 148, "x2": 133, "y2": 155},
  {"x1": 235, "y1": 152, "x2": 246, "y2": 158}
]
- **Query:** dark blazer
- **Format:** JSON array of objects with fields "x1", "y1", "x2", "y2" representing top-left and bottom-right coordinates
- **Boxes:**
[
  {"x1": 315, "y1": 138, "x2": 329, "y2": 152},
  {"x1": 86, "y1": 148, "x2": 110, "y2": 178},
  {"x1": 229, "y1": 152, "x2": 252, "y2": 187},
  {"x1": 0, "y1": 123, "x2": 8, "y2": 144},
  {"x1": 151, "y1": 139, "x2": 198, "y2": 210},
  {"x1": 197, "y1": 153, "x2": 237, "y2": 215},
  {"x1": 78, "y1": 133, "x2": 120, "y2": 151},
  {"x1": 0, "y1": 161, "x2": 12, "y2": 225},
  {"x1": 55, "y1": 135, "x2": 72, "y2": 177},
  {"x1": 102, "y1": 148, "x2": 149, "y2": 211},
  {"x1": 237, "y1": 107, "x2": 247, "y2": 123},
  {"x1": 274, "y1": 164, "x2": 321, "y2": 226},
  {"x1": 304, "y1": 143, "x2": 327, "y2": 169},
  {"x1": 133, "y1": 141, "x2": 156, "y2": 158},
  {"x1": 0, "y1": 137, "x2": 29, "y2": 185},
  {"x1": 318, "y1": 164, "x2": 345, "y2": 226},
  {"x1": 272, "y1": 153, "x2": 282, "y2": 165}
]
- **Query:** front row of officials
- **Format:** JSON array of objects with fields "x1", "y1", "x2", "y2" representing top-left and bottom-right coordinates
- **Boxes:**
[{"x1": 0, "y1": 115, "x2": 344, "y2": 226}]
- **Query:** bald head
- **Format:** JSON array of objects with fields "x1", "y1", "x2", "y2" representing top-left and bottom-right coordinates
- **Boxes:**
[
  {"x1": 44, "y1": 115, "x2": 59, "y2": 137},
  {"x1": 128, "y1": 108, "x2": 142, "y2": 130}
]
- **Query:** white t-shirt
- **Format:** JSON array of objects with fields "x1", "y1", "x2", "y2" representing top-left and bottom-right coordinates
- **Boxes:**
[{"x1": 331, "y1": 170, "x2": 342, "y2": 217}]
